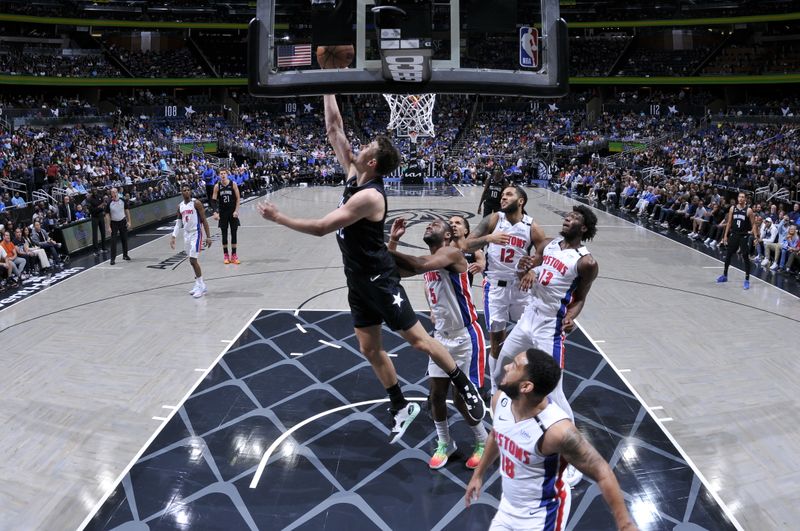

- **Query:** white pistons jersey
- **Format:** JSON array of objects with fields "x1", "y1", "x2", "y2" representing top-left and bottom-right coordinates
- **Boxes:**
[
  {"x1": 179, "y1": 199, "x2": 199, "y2": 233},
  {"x1": 424, "y1": 268, "x2": 479, "y2": 332},
  {"x1": 486, "y1": 212, "x2": 533, "y2": 281},
  {"x1": 492, "y1": 393, "x2": 570, "y2": 519},
  {"x1": 531, "y1": 237, "x2": 590, "y2": 318}
]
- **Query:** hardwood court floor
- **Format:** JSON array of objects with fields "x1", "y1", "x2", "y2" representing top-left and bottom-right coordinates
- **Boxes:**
[{"x1": 0, "y1": 186, "x2": 796, "y2": 530}]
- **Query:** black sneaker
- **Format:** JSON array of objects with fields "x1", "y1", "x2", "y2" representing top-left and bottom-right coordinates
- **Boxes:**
[
  {"x1": 110, "y1": 260, "x2": 115, "y2": 265},
  {"x1": 123, "y1": 255, "x2": 131, "y2": 261},
  {"x1": 457, "y1": 378, "x2": 485, "y2": 422}
]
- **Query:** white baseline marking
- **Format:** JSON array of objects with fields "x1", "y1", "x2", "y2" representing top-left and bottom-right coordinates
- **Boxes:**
[
  {"x1": 657, "y1": 417, "x2": 674, "y2": 422},
  {"x1": 78, "y1": 309, "x2": 263, "y2": 531},
  {"x1": 574, "y1": 321, "x2": 744, "y2": 531},
  {"x1": 650, "y1": 406, "x2": 664, "y2": 411},
  {"x1": 702, "y1": 266, "x2": 725, "y2": 269},
  {"x1": 290, "y1": 352, "x2": 303, "y2": 357},
  {"x1": 151, "y1": 416, "x2": 168, "y2": 421},
  {"x1": 618, "y1": 369, "x2": 631, "y2": 373},
  {"x1": 319, "y1": 340, "x2": 341, "y2": 349},
  {"x1": 161, "y1": 405, "x2": 177, "y2": 410},
  {"x1": 296, "y1": 324, "x2": 307, "y2": 334},
  {"x1": 194, "y1": 368, "x2": 207, "y2": 372},
  {"x1": 593, "y1": 340, "x2": 606, "y2": 343},
  {"x1": 220, "y1": 339, "x2": 233, "y2": 343},
  {"x1": 388, "y1": 353, "x2": 398, "y2": 358}
]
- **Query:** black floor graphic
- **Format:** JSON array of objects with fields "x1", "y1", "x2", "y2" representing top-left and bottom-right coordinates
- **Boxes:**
[{"x1": 85, "y1": 310, "x2": 737, "y2": 531}]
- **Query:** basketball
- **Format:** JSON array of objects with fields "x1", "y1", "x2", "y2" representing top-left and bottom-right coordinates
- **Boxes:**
[{"x1": 316, "y1": 45, "x2": 355, "y2": 69}]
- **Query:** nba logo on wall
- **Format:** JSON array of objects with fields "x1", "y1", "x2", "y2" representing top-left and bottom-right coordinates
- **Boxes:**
[{"x1": 519, "y1": 27, "x2": 538, "y2": 68}]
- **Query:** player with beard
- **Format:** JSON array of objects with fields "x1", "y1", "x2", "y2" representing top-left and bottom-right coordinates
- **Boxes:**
[
  {"x1": 492, "y1": 205, "x2": 599, "y2": 486},
  {"x1": 465, "y1": 348, "x2": 637, "y2": 531},
  {"x1": 464, "y1": 186, "x2": 547, "y2": 395},
  {"x1": 388, "y1": 218, "x2": 487, "y2": 470}
]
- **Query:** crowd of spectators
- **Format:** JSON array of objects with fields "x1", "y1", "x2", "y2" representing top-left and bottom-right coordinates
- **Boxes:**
[
  {"x1": 569, "y1": 36, "x2": 631, "y2": 76},
  {"x1": 0, "y1": 49, "x2": 120, "y2": 78},
  {"x1": 106, "y1": 44, "x2": 207, "y2": 78},
  {"x1": 618, "y1": 47, "x2": 713, "y2": 77}
]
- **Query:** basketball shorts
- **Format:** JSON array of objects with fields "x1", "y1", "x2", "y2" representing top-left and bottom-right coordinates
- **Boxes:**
[
  {"x1": 218, "y1": 211, "x2": 240, "y2": 230},
  {"x1": 489, "y1": 489, "x2": 571, "y2": 531},
  {"x1": 346, "y1": 270, "x2": 417, "y2": 331},
  {"x1": 483, "y1": 278, "x2": 530, "y2": 333},
  {"x1": 492, "y1": 306, "x2": 573, "y2": 421},
  {"x1": 184, "y1": 230, "x2": 203, "y2": 259},
  {"x1": 428, "y1": 322, "x2": 486, "y2": 387}
]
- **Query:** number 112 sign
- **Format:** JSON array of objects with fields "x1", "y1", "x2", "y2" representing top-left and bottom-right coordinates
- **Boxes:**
[{"x1": 519, "y1": 26, "x2": 539, "y2": 69}]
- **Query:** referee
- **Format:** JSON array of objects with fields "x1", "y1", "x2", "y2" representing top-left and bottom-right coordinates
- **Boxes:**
[
  {"x1": 105, "y1": 187, "x2": 131, "y2": 265},
  {"x1": 212, "y1": 169, "x2": 241, "y2": 264}
]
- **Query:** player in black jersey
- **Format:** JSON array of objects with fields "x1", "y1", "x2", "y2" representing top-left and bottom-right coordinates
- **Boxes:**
[
  {"x1": 478, "y1": 170, "x2": 508, "y2": 218},
  {"x1": 449, "y1": 215, "x2": 485, "y2": 286},
  {"x1": 211, "y1": 169, "x2": 241, "y2": 264},
  {"x1": 718, "y1": 192, "x2": 757, "y2": 289},
  {"x1": 257, "y1": 94, "x2": 485, "y2": 443}
]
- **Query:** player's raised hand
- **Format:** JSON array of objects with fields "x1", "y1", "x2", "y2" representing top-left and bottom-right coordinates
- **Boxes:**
[
  {"x1": 390, "y1": 218, "x2": 406, "y2": 241},
  {"x1": 257, "y1": 201, "x2": 279, "y2": 222},
  {"x1": 486, "y1": 231, "x2": 511, "y2": 245}
]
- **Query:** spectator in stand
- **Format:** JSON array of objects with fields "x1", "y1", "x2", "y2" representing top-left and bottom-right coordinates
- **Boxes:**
[
  {"x1": 1, "y1": 230, "x2": 26, "y2": 283},
  {"x1": 755, "y1": 217, "x2": 778, "y2": 262},
  {"x1": 774, "y1": 224, "x2": 798, "y2": 272},
  {"x1": 11, "y1": 192, "x2": 25, "y2": 208},
  {"x1": 30, "y1": 220, "x2": 63, "y2": 268},
  {"x1": 19, "y1": 226, "x2": 50, "y2": 273}
]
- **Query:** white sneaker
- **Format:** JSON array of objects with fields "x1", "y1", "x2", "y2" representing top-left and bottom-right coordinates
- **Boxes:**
[
  {"x1": 189, "y1": 284, "x2": 199, "y2": 295},
  {"x1": 710, "y1": 240, "x2": 717, "y2": 248},
  {"x1": 704, "y1": 238, "x2": 711, "y2": 244},
  {"x1": 192, "y1": 284, "x2": 208, "y2": 298},
  {"x1": 770, "y1": 263, "x2": 779, "y2": 271},
  {"x1": 761, "y1": 258, "x2": 770, "y2": 267},
  {"x1": 389, "y1": 402, "x2": 420, "y2": 444},
  {"x1": 563, "y1": 464, "x2": 584, "y2": 487}
]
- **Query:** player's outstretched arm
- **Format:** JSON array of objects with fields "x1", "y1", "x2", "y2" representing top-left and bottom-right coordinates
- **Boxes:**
[
  {"x1": 464, "y1": 213, "x2": 507, "y2": 251},
  {"x1": 324, "y1": 95, "x2": 355, "y2": 175},
  {"x1": 390, "y1": 245, "x2": 467, "y2": 275},
  {"x1": 545, "y1": 421, "x2": 638, "y2": 531},
  {"x1": 258, "y1": 188, "x2": 382, "y2": 237}
]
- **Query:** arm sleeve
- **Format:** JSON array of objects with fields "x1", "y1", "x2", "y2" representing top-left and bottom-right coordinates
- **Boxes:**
[{"x1": 172, "y1": 218, "x2": 183, "y2": 238}]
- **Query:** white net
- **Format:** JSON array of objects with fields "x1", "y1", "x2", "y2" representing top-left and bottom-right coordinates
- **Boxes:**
[{"x1": 382, "y1": 93, "x2": 436, "y2": 138}]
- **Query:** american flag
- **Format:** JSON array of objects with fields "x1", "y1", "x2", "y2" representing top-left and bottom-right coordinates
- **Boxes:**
[{"x1": 276, "y1": 44, "x2": 312, "y2": 67}]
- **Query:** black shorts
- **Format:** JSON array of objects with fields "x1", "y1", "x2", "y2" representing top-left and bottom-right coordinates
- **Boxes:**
[
  {"x1": 218, "y1": 212, "x2": 240, "y2": 230},
  {"x1": 483, "y1": 204, "x2": 500, "y2": 218},
  {"x1": 347, "y1": 270, "x2": 418, "y2": 331}
]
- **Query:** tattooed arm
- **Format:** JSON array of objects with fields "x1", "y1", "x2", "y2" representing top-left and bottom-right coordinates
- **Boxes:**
[
  {"x1": 543, "y1": 421, "x2": 638, "y2": 531},
  {"x1": 463, "y1": 213, "x2": 508, "y2": 251}
]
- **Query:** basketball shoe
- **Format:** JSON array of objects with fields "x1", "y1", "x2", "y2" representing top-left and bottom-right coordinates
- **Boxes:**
[
  {"x1": 465, "y1": 441, "x2": 485, "y2": 470},
  {"x1": 428, "y1": 440, "x2": 457, "y2": 470},
  {"x1": 223, "y1": 253, "x2": 230, "y2": 264},
  {"x1": 389, "y1": 402, "x2": 420, "y2": 444}
]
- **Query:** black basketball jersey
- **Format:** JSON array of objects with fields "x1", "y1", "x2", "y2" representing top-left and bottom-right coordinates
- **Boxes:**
[
  {"x1": 730, "y1": 205, "x2": 752, "y2": 234},
  {"x1": 485, "y1": 180, "x2": 504, "y2": 209},
  {"x1": 218, "y1": 180, "x2": 236, "y2": 212},
  {"x1": 336, "y1": 176, "x2": 395, "y2": 276},
  {"x1": 463, "y1": 249, "x2": 477, "y2": 286}
]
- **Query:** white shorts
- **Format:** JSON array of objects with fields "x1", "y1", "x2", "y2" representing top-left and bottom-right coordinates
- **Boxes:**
[
  {"x1": 483, "y1": 278, "x2": 531, "y2": 333},
  {"x1": 492, "y1": 306, "x2": 573, "y2": 421},
  {"x1": 184, "y1": 230, "x2": 203, "y2": 259},
  {"x1": 490, "y1": 489, "x2": 571, "y2": 531},
  {"x1": 427, "y1": 322, "x2": 486, "y2": 387}
]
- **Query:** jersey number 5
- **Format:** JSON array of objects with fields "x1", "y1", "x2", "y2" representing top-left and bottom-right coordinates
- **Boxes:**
[{"x1": 500, "y1": 248, "x2": 515, "y2": 263}]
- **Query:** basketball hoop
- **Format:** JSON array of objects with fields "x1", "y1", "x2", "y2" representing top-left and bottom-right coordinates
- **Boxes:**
[{"x1": 383, "y1": 93, "x2": 436, "y2": 138}]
